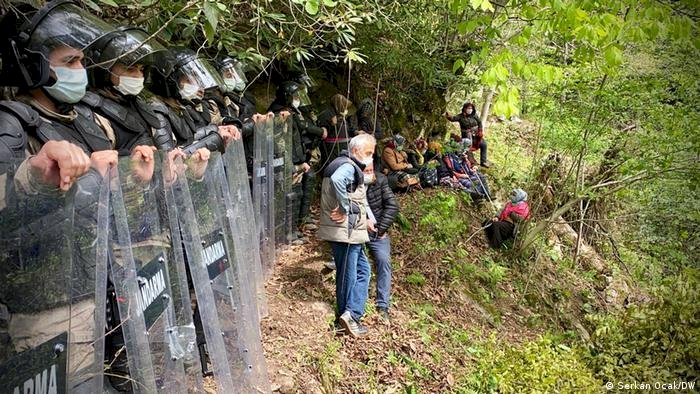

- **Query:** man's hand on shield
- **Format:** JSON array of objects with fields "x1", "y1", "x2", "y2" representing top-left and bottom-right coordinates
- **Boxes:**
[
  {"x1": 218, "y1": 125, "x2": 240, "y2": 146},
  {"x1": 186, "y1": 148, "x2": 211, "y2": 180},
  {"x1": 130, "y1": 145, "x2": 158, "y2": 184},
  {"x1": 253, "y1": 113, "x2": 266, "y2": 124},
  {"x1": 164, "y1": 149, "x2": 186, "y2": 186},
  {"x1": 90, "y1": 150, "x2": 118, "y2": 177},
  {"x1": 29, "y1": 140, "x2": 91, "y2": 191},
  {"x1": 279, "y1": 111, "x2": 291, "y2": 122}
]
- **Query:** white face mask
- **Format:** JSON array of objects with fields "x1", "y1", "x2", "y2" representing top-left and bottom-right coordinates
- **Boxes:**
[
  {"x1": 360, "y1": 156, "x2": 373, "y2": 166},
  {"x1": 114, "y1": 75, "x2": 145, "y2": 96},
  {"x1": 223, "y1": 77, "x2": 245, "y2": 93},
  {"x1": 292, "y1": 98, "x2": 301, "y2": 109},
  {"x1": 179, "y1": 83, "x2": 200, "y2": 100},
  {"x1": 44, "y1": 66, "x2": 87, "y2": 104},
  {"x1": 363, "y1": 174, "x2": 375, "y2": 185}
]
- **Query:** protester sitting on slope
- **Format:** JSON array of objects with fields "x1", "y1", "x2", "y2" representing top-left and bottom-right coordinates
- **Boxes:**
[
  {"x1": 382, "y1": 134, "x2": 419, "y2": 190},
  {"x1": 458, "y1": 150, "x2": 491, "y2": 200},
  {"x1": 483, "y1": 188, "x2": 530, "y2": 248},
  {"x1": 439, "y1": 144, "x2": 486, "y2": 199}
]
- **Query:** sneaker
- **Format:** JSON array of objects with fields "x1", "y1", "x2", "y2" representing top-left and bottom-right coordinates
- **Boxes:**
[
  {"x1": 324, "y1": 260, "x2": 336, "y2": 270},
  {"x1": 339, "y1": 311, "x2": 368, "y2": 337},
  {"x1": 378, "y1": 308, "x2": 390, "y2": 322}
]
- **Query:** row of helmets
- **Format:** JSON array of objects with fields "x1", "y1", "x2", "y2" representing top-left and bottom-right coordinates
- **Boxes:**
[{"x1": 0, "y1": 0, "x2": 249, "y2": 102}]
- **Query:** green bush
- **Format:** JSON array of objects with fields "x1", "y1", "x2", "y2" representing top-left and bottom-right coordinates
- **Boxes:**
[
  {"x1": 585, "y1": 268, "x2": 700, "y2": 384},
  {"x1": 460, "y1": 335, "x2": 601, "y2": 393}
]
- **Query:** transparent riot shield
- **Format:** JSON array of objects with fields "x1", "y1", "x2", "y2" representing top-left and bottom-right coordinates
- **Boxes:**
[
  {"x1": 165, "y1": 152, "x2": 270, "y2": 393},
  {"x1": 273, "y1": 114, "x2": 294, "y2": 247},
  {"x1": 107, "y1": 154, "x2": 201, "y2": 393},
  {"x1": 68, "y1": 170, "x2": 110, "y2": 394},
  {"x1": 253, "y1": 114, "x2": 275, "y2": 277},
  {"x1": 223, "y1": 137, "x2": 268, "y2": 319},
  {"x1": 0, "y1": 163, "x2": 107, "y2": 394}
]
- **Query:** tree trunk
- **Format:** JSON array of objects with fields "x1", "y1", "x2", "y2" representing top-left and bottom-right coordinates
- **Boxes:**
[{"x1": 480, "y1": 88, "x2": 495, "y2": 130}]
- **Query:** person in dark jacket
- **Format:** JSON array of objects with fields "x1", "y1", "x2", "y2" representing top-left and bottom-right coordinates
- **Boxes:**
[
  {"x1": 318, "y1": 93, "x2": 356, "y2": 169},
  {"x1": 445, "y1": 102, "x2": 490, "y2": 167},
  {"x1": 268, "y1": 81, "x2": 325, "y2": 237},
  {"x1": 214, "y1": 56, "x2": 257, "y2": 172},
  {"x1": 363, "y1": 162, "x2": 399, "y2": 320},
  {"x1": 357, "y1": 98, "x2": 383, "y2": 139}
]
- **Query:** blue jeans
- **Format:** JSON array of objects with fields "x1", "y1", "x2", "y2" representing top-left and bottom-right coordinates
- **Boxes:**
[
  {"x1": 330, "y1": 242, "x2": 370, "y2": 321},
  {"x1": 367, "y1": 232, "x2": 392, "y2": 311}
]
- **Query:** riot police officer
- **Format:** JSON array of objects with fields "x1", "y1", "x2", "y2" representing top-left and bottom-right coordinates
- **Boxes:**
[
  {"x1": 80, "y1": 26, "x2": 165, "y2": 153},
  {"x1": 214, "y1": 56, "x2": 258, "y2": 173},
  {"x1": 268, "y1": 81, "x2": 326, "y2": 239},
  {"x1": 148, "y1": 47, "x2": 239, "y2": 155},
  {"x1": 0, "y1": 0, "x2": 118, "y2": 167},
  {"x1": 0, "y1": 2, "x2": 118, "y2": 391}
]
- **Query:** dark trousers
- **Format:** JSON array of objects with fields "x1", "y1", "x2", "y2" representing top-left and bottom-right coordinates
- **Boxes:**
[
  {"x1": 483, "y1": 219, "x2": 515, "y2": 248},
  {"x1": 297, "y1": 171, "x2": 315, "y2": 227}
]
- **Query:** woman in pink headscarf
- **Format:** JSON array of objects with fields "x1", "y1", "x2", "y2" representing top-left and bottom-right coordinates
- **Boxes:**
[{"x1": 483, "y1": 188, "x2": 530, "y2": 248}]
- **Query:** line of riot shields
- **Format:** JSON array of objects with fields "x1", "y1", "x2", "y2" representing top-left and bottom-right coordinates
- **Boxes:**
[{"x1": 0, "y1": 125, "x2": 300, "y2": 392}]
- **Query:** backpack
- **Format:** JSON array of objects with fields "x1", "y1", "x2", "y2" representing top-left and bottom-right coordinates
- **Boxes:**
[{"x1": 419, "y1": 167, "x2": 438, "y2": 188}]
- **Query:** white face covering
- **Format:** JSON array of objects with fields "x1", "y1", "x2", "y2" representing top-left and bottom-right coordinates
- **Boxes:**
[
  {"x1": 114, "y1": 75, "x2": 145, "y2": 96},
  {"x1": 179, "y1": 83, "x2": 200, "y2": 100},
  {"x1": 44, "y1": 66, "x2": 88, "y2": 103},
  {"x1": 363, "y1": 174, "x2": 375, "y2": 185},
  {"x1": 292, "y1": 98, "x2": 301, "y2": 109},
  {"x1": 360, "y1": 156, "x2": 373, "y2": 166},
  {"x1": 223, "y1": 77, "x2": 245, "y2": 93}
]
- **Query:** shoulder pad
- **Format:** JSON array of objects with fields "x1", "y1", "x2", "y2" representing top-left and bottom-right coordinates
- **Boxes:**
[
  {"x1": 0, "y1": 109, "x2": 29, "y2": 159},
  {"x1": 0, "y1": 101, "x2": 41, "y2": 128},
  {"x1": 148, "y1": 98, "x2": 170, "y2": 115},
  {"x1": 134, "y1": 98, "x2": 161, "y2": 129},
  {"x1": 73, "y1": 103, "x2": 95, "y2": 122},
  {"x1": 80, "y1": 91, "x2": 103, "y2": 108}
]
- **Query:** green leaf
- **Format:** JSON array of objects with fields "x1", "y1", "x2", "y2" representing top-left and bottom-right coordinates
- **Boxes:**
[
  {"x1": 603, "y1": 45, "x2": 623, "y2": 68},
  {"x1": 305, "y1": 0, "x2": 320, "y2": 15},
  {"x1": 96, "y1": 0, "x2": 118, "y2": 6},
  {"x1": 82, "y1": 0, "x2": 102, "y2": 12},
  {"x1": 480, "y1": 0, "x2": 494, "y2": 12},
  {"x1": 322, "y1": 0, "x2": 336, "y2": 6},
  {"x1": 453, "y1": 59, "x2": 465, "y2": 73},
  {"x1": 203, "y1": 20, "x2": 215, "y2": 44},
  {"x1": 203, "y1": 1, "x2": 219, "y2": 32},
  {"x1": 457, "y1": 20, "x2": 480, "y2": 35}
]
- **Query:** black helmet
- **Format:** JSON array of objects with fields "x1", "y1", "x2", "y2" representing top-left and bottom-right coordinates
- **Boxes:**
[
  {"x1": 0, "y1": 0, "x2": 117, "y2": 89},
  {"x1": 150, "y1": 47, "x2": 223, "y2": 101},
  {"x1": 275, "y1": 81, "x2": 303, "y2": 107},
  {"x1": 87, "y1": 27, "x2": 167, "y2": 89}
]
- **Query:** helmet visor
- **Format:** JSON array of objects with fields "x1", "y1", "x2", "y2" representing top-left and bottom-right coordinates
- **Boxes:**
[
  {"x1": 100, "y1": 28, "x2": 166, "y2": 69},
  {"x1": 298, "y1": 86, "x2": 312, "y2": 107},
  {"x1": 175, "y1": 57, "x2": 223, "y2": 91},
  {"x1": 28, "y1": 3, "x2": 116, "y2": 65},
  {"x1": 218, "y1": 62, "x2": 245, "y2": 92}
]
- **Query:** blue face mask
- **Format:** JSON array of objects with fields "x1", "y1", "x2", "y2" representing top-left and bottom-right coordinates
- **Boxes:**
[{"x1": 44, "y1": 66, "x2": 88, "y2": 104}]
